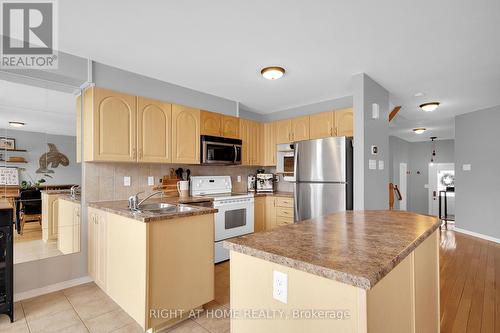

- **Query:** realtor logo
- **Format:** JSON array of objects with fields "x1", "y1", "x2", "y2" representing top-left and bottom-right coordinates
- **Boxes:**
[{"x1": 1, "y1": 0, "x2": 58, "y2": 68}]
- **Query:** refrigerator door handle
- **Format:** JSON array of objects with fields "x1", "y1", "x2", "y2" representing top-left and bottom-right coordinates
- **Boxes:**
[{"x1": 293, "y1": 144, "x2": 299, "y2": 181}]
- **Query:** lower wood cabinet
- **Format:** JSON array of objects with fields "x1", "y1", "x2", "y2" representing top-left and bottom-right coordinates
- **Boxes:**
[
  {"x1": 88, "y1": 207, "x2": 107, "y2": 290},
  {"x1": 41, "y1": 192, "x2": 60, "y2": 242},
  {"x1": 254, "y1": 195, "x2": 294, "y2": 232},
  {"x1": 57, "y1": 199, "x2": 80, "y2": 254}
]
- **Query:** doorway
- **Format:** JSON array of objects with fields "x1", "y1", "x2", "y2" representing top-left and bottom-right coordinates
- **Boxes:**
[
  {"x1": 428, "y1": 163, "x2": 455, "y2": 217},
  {"x1": 399, "y1": 163, "x2": 407, "y2": 210}
]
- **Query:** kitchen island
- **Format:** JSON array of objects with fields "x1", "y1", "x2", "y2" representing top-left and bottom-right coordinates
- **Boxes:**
[{"x1": 224, "y1": 210, "x2": 440, "y2": 333}]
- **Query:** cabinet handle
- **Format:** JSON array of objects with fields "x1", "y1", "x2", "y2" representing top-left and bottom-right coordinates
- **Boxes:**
[
  {"x1": 132, "y1": 148, "x2": 137, "y2": 159},
  {"x1": 138, "y1": 148, "x2": 143, "y2": 159}
]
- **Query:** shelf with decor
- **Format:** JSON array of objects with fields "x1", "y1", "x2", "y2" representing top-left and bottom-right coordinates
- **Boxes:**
[
  {"x1": 2, "y1": 149, "x2": 27, "y2": 152},
  {"x1": 0, "y1": 160, "x2": 28, "y2": 164}
]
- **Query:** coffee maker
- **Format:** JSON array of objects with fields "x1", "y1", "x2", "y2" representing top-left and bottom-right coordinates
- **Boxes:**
[{"x1": 256, "y1": 173, "x2": 276, "y2": 193}]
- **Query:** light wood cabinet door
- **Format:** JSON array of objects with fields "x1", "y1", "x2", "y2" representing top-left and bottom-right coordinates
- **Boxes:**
[
  {"x1": 263, "y1": 122, "x2": 276, "y2": 166},
  {"x1": 222, "y1": 115, "x2": 240, "y2": 139},
  {"x1": 88, "y1": 208, "x2": 107, "y2": 290},
  {"x1": 309, "y1": 111, "x2": 335, "y2": 139},
  {"x1": 254, "y1": 197, "x2": 266, "y2": 232},
  {"x1": 137, "y1": 97, "x2": 172, "y2": 163},
  {"x1": 172, "y1": 105, "x2": 200, "y2": 164},
  {"x1": 335, "y1": 108, "x2": 353, "y2": 137},
  {"x1": 240, "y1": 119, "x2": 251, "y2": 165},
  {"x1": 89, "y1": 88, "x2": 137, "y2": 162},
  {"x1": 275, "y1": 119, "x2": 292, "y2": 144},
  {"x1": 265, "y1": 196, "x2": 276, "y2": 231},
  {"x1": 250, "y1": 121, "x2": 262, "y2": 165},
  {"x1": 200, "y1": 110, "x2": 222, "y2": 136},
  {"x1": 291, "y1": 116, "x2": 310, "y2": 142}
]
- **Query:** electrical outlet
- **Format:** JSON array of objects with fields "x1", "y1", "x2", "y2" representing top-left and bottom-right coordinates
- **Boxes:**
[
  {"x1": 273, "y1": 270, "x2": 288, "y2": 304},
  {"x1": 237, "y1": 175, "x2": 241, "y2": 182},
  {"x1": 123, "y1": 176, "x2": 131, "y2": 187},
  {"x1": 148, "y1": 176, "x2": 154, "y2": 186}
]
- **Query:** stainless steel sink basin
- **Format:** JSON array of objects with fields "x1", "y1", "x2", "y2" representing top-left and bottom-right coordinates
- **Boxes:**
[{"x1": 137, "y1": 203, "x2": 198, "y2": 214}]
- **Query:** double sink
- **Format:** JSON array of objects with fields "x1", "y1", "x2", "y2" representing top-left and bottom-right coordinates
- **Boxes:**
[{"x1": 137, "y1": 203, "x2": 199, "y2": 214}]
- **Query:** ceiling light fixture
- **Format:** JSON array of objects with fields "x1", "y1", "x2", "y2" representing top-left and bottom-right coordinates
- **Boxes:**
[
  {"x1": 9, "y1": 121, "x2": 25, "y2": 128},
  {"x1": 261, "y1": 66, "x2": 285, "y2": 80},
  {"x1": 413, "y1": 128, "x2": 426, "y2": 134},
  {"x1": 419, "y1": 102, "x2": 440, "y2": 112}
]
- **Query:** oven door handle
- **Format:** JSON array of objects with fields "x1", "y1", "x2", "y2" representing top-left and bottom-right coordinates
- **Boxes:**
[{"x1": 234, "y1": 145, "x2": 238, "y2": 163}]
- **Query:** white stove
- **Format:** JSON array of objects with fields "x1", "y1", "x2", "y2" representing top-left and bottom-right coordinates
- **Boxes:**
[{"x1": 190, "y1": 176, "x2": 254, "y2": 263}]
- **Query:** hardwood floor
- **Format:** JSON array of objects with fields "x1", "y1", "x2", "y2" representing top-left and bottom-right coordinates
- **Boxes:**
[{"x1": 440, "y1": 226, "x2": 500, "y2": 332}]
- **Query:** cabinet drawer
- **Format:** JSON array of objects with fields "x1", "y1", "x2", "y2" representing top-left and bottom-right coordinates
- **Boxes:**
[
  {"x1": 275, "y1": 197, "x2": 293, "y2": 208},
  {"x1": 276, "y1": 207, "x2": 293, "y2": 219},
  {"x1": 276, "y1": 216, "x2": 294, "y2": 226}
]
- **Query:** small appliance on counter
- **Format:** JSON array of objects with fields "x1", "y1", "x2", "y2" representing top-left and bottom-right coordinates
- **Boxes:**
[
  {"x1": 256, "y1": 173, "x2": 277, "y2": 193},
  {"x1": 247, "y1": 175, "x2": 256, "y2": 192}
]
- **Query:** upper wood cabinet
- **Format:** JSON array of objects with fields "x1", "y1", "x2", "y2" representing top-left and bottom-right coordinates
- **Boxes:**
[
  {"x1": 291, "y1": 116, "x2": 310, "y2": 142},
  {"x1": 172, "y1": 105, "x2": 200, "y2": 164},
  {"x1": 309, "y1": 111, "x2": 335, "y2": 139},
  {"x1": 83, "y1": 87, "x2": 137, "y2": 162},
  {"x1": 336, "y1": 108, "x2": 354, "y2": 137},
  {"x1": 221, "y1": 115, "x2": 240, "y2": 139},
  {"x1": 240, "y1": 119, "x2": 261, "y2": 165},
  {"x1": 275, "y1": 119, "x2": 292, "y2": 144},
  {"x1": 200, "y1": 111, "x2": 222, "y2": 136},
  {"x1": 137, "y1": 97, "x2": 172, "y2": 163},
  {"x1": 262, "y1": 122, "x2": 276, "y2": 166}
]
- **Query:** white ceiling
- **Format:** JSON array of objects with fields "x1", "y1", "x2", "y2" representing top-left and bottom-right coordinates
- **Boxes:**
[
  {"x1": 56, "y1": 0, "x2": 500, "y2": 141},
  {"x1": 0, "y1": 80, "x2": 76, "y2": 136}
]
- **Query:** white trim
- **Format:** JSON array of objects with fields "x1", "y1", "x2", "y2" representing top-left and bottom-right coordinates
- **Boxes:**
[
  {"x1": 453, "y1": 227, "x2": 500, "y2": 244},
  {"x1": 14, "y1": 276, "x2": 93, "y2": 302}
]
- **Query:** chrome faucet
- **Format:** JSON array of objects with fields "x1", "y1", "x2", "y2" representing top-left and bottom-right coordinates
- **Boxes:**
[
  {"x1": 70, "y1": 185, "x2": 81, "y2": 200},
  {"x1": 128, "y1": 191, "x2": 164, "y2": 211}
]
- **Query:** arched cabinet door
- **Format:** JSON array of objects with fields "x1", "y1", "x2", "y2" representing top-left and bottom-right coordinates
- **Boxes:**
[
  {"x1": 335, "y1": 108, "x2": 354, "y2": 137},
  {"x1": 200, "y1": 110, "x2": 222, "y2": 136},
  {"x1": 291, "y1": 116, "x2": 310, "y2": 142},
  {"x1": 88, "y1": 88, "x2": 137, "y2": 161},
  {"x1": 137, "y1": 97, "x2": 172, "y2": 163},
  {"x1": 172, "y1": 105, "x2": 200, "y2": 164}
]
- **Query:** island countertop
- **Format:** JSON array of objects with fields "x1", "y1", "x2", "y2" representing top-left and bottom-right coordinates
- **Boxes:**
[{"x1": 223, "y1": 210, "x2": 440, "y2": 290}]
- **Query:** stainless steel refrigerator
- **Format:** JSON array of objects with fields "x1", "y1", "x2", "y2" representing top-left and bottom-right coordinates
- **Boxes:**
[{"x1": 293, "y1": 136, "x2": 353, "y2": 222}]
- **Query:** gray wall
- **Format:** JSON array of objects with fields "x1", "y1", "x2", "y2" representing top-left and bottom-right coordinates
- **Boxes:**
[
  {"x1": 1, "y1": 129, "x2": 80, "y2": 186},
  {"x1": 353, "y1": 73, "x2": 390, "y2": 210},
  {"x1": 389, "y1": 136, "x2": 454, "y2": 214},
  {"x1": 93, "y1": 62, "x2": 238, "y2": 116},
  {"x1": 455, "y1": 106, "x2": 500, "y2": 240}
]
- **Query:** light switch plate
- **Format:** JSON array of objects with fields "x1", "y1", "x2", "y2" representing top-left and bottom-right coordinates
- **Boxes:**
[
  {"x1": 372, "y1": 103, "x2": 380, "y2": 119},
  {"x1": 273, "y1": 270, "x2": 288, "y2": 304},
  {"x1": 123, "y1": 176, "x2": 131, "y2": 187},
  {"x1": 148, "y1": 176, "x2": 155, "y2": 186},
  {"x1": 463, "y1": 164, "x2": 471, "y2": 171},
  {"x1": 378, "y1": 160, "x2": 384, "y2": 170},
  {"x1": 369, "y1": 159, "x2": 377, "y2": 170}
]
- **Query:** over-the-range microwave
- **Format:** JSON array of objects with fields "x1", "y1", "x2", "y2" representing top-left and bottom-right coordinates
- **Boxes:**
[{"x1": 201, "y1": 135, "x2": 242, "y2": 165}]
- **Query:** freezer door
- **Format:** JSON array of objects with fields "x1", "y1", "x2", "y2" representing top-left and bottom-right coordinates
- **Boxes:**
[
  {"x1": 295, "y1": 137, "x2": 346, "y2": 182},
  {"x1": 294, "y1": 183, "x2": 346, "y2": 222}
]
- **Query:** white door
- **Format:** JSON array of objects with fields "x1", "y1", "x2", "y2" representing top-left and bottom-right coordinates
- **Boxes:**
[
  {"x1": 399, "y1": 163, "x2": 407, "y2": 211},
  {"x1": 428, "y1": 163, "x2": 455, "y2": 216}
]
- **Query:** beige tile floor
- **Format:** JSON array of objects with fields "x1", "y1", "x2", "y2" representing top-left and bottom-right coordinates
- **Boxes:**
[{"x1": 0, "y1": 262, "x2": 231, "y2": 333}]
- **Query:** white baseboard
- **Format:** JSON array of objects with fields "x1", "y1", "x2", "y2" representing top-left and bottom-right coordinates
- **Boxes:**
[
  {"x1": 14, "y1": 276, "x2": 93, "y2": 302},
  {"x1": 453, "y1": 227, "x2": 500, "y2": 244}
]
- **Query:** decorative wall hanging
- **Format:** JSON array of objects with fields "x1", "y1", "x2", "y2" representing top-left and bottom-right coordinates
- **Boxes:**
[
  {"x1": 36, "y1": 143, "x2": 70, "y2": 174},
  {"x1": 0, "y1": 137, "x2": 16, "y2": 150}
]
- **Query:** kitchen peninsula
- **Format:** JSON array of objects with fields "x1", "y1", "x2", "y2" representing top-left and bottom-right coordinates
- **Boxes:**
[
  {"x1": 87, "y1": 198, "x2": 217, "y2": 332},
  {"x1": 224, "y1": 210, "x2": 440, "y2": 333}
]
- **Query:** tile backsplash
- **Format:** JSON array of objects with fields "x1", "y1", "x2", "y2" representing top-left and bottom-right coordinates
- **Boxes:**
[{"x1": 84, "y1": 163, "x2": 285, "y2": 202}]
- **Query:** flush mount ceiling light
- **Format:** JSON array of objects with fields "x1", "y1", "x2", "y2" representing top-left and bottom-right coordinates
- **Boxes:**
[
  {"x1": 9, "y1": 121, "x2": 25, "y2": 128},
  {"x1": 261, "y1": 66, "x2": 285, "y2": 80},
  {"x1": 413, "y1": 128, "x2": 426, "y2": 134},
  {"x1": 419, "y1": 102, "x2": 440, "y2": 112}
]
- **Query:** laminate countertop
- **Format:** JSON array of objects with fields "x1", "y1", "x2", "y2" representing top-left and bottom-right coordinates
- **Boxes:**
[
  {"x1": 88, "y1": 196, "x2": 217, "y2": 222},
  {"x1": 223, "y1": 210, "x2": 440, "y2": 290},
  {"x1": 252, "y1": 191, "x2": 293, "y2": 198}
]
